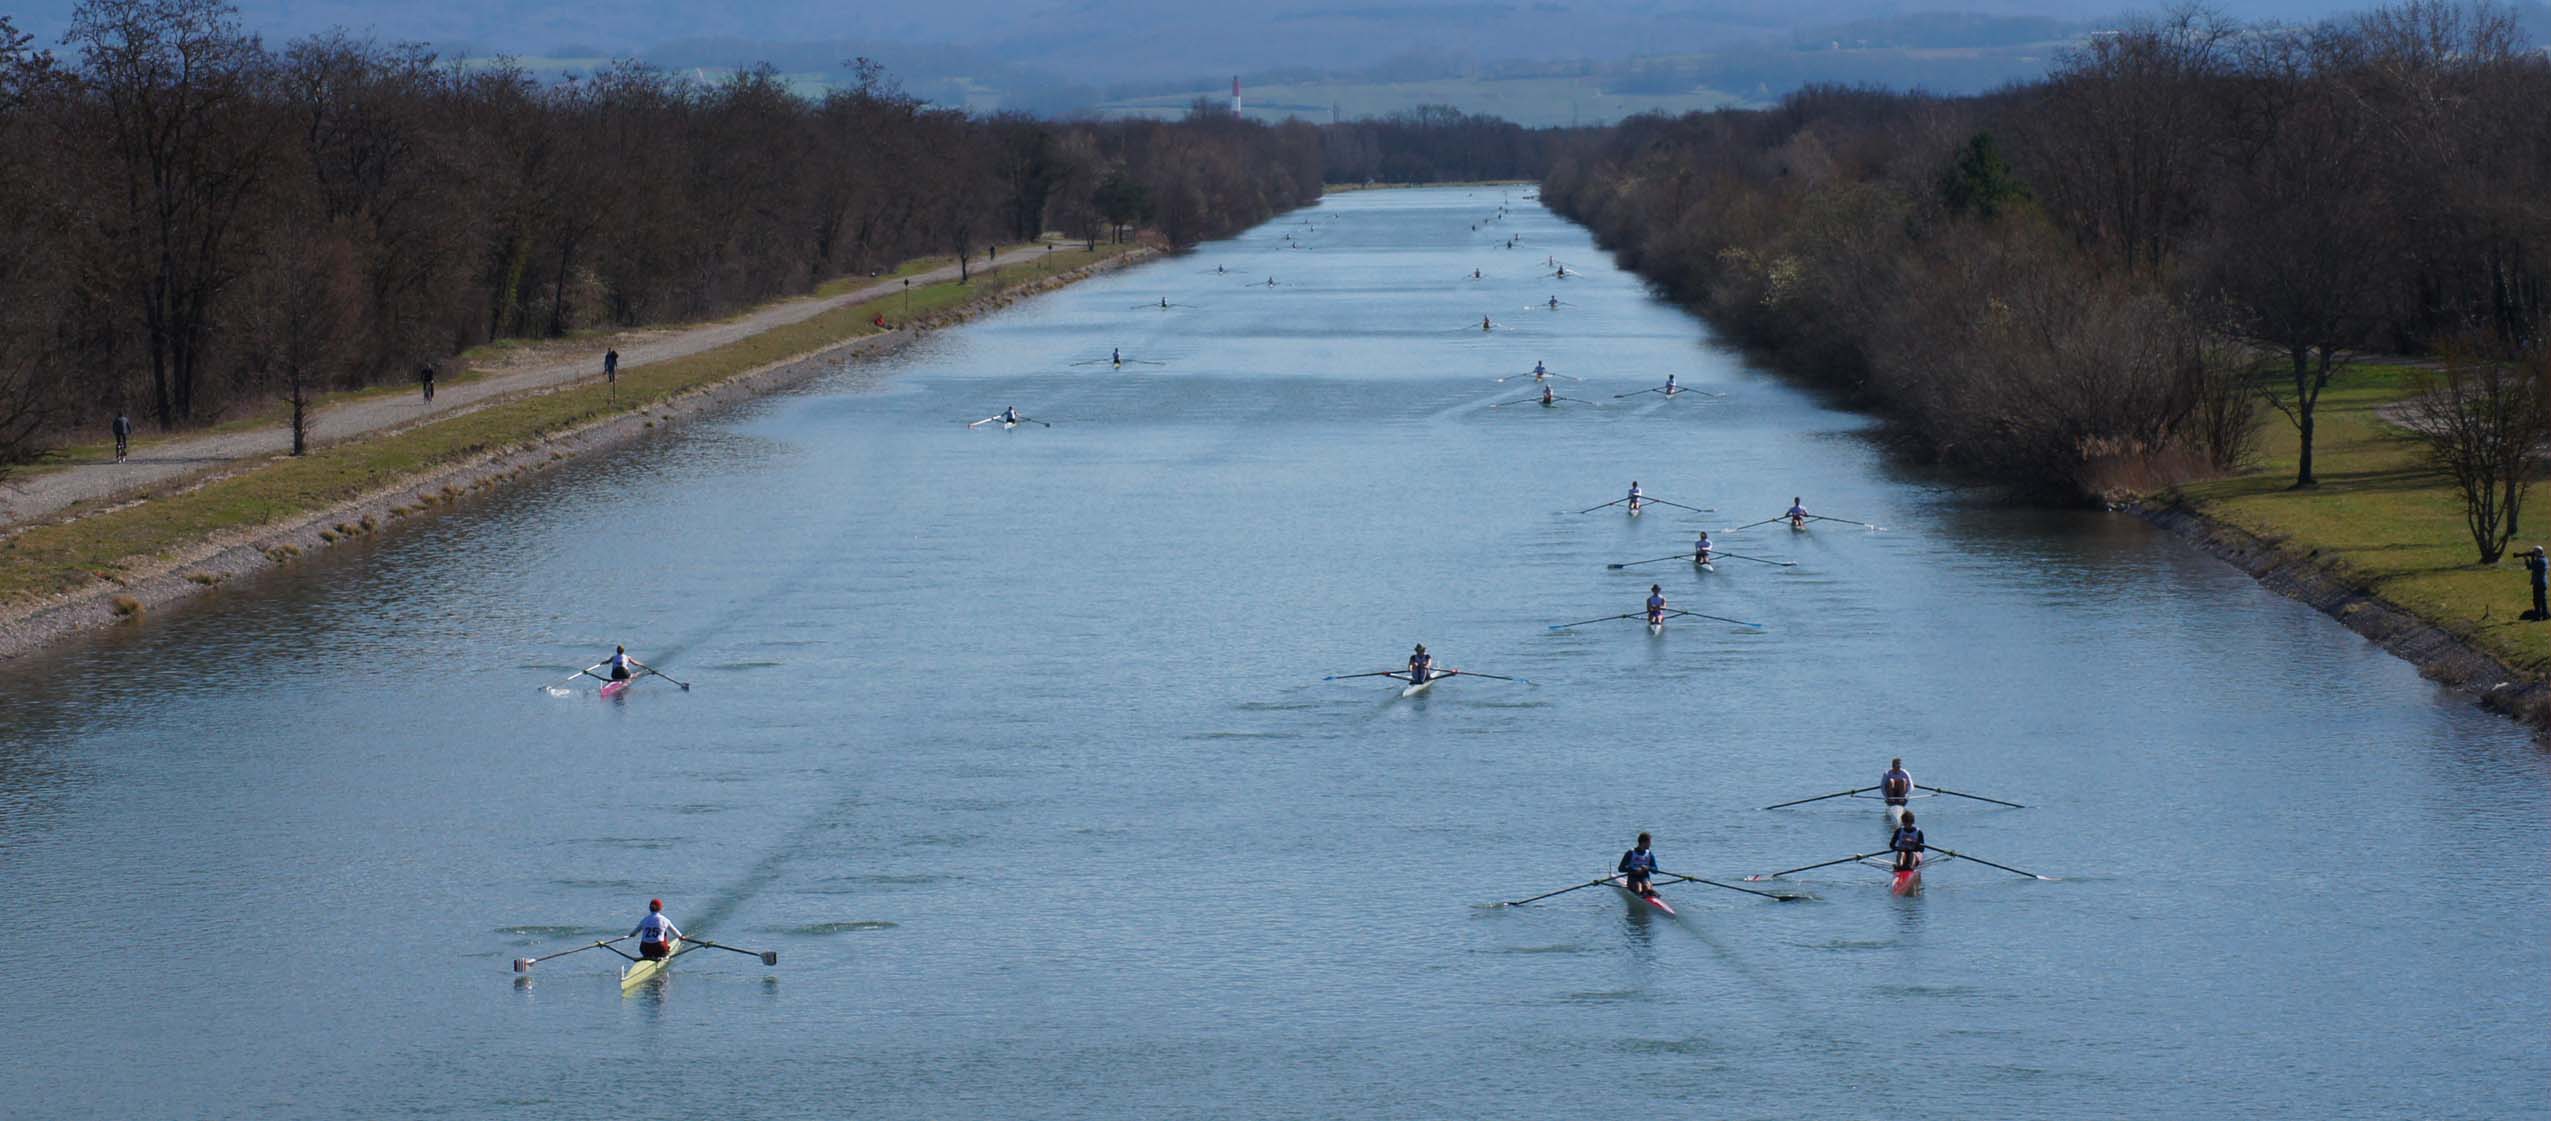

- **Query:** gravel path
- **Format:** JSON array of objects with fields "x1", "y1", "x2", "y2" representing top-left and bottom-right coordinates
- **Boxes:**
[{"x1": 0, "y1": 244, "x2": 1057, "y2": 528}]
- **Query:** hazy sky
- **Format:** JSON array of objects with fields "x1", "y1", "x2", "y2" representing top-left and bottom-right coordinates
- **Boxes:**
[{"x1": 6, "y1": 1, "x2": 2384, "y2": 62}]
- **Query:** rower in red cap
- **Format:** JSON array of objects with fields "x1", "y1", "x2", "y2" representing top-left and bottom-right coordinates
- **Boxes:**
[{"x1": 630, "y1": 898, "x2": 682, "y2": 961}]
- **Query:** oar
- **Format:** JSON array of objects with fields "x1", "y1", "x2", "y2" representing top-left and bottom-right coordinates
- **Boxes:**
[
  {"x1": 1808, "y1": 515, "x2": 1878, "y2": 529},
  {"x1": 1487, "y1": 396, "x2": 1542, "y2": 409},
  {"x1": 1926, "y1": 846, "x2": 2056, "y2": 881},
  {"x1": 1643, "y1": 498, "x2": 1715, "y2": 514},
  {"x1": 1321, "y1": 669, "x2": 1405, "y2": 681},
  {"x1": 1606, "y1": 554, "x2": 1691, "y2": 570},
  {"x1": 1577, "y1": 498, "x2": 1628, "y2": 514},
  {"x1": 1712, "y1": 550, "x2": 1795, "y2": 567},
  {"x1": 1609, "y1": 388, "x2": 1660, "y2": 399},
  {"x1": 1656, "y1": 872, "x2": 1811, "y2": 902},
  {"x1": 1763, "y1": 786, "x2": 1879, "y2": 810},
  {"x1": 1550, "y1": 396, "x2": 1593, "y2": 404},
  {"x1": 1503, "y1": 877, "x2": 1612, "y2": 906},
  {"x1": 1018, "y1": 416, "x2": 1053, "y2": 428},
  {"x1": 637, "y1": 665, "x2": 692, "y2": 692},
  {"x1": 1725, "y1": 516, "x2": 1784, "y2": 533},
  {"x1": 1928, "y1": 786, "x2": 2026, "y2": 809},
  {"x1": 541, "y1": 663, "x2": 607, "y2": 691},
  {"x1": 1743, "y1": 852, "x2": 1880, "y2": 881},
  {"x1": 1443, "y1": 670, "x2": 1532, "y2": 684},
  {"x1": 683, "y1": 938, "x2": 781, "y2": 966},
  {"x1": 965, "y1": 416, "x2": 1002, "y2": 428},
  {"x1": 1666, "y1": 609, "x2": 1766, "y2": 630},
  {"x1": 1548, "y1": 612, "x2": 1643, "y2": 630},
  {"x1": 513, "y1": 936, "x2": 630, "y2": 972}
]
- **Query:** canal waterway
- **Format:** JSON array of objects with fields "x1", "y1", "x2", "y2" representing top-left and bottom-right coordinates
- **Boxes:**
[{"x1": 1, "y1": 187, "x2": 2542, "y2": 1120}]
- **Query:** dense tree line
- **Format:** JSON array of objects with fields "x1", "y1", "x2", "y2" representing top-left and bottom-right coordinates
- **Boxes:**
[
  {"x1": 1321, "y1": 106, "x2": 1577, "y2": 184},
  {"x1": 1544, "y1": 2, "x2": 2551, "y2": 501},
  {"x1": 0, "y1": 1, "x2": 1324, "y2": 462}
]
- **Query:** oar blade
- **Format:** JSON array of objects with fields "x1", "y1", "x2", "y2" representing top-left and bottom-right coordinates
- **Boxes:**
[{"x1": 512, "y1": 958, "x2": 534, "y2": 972}]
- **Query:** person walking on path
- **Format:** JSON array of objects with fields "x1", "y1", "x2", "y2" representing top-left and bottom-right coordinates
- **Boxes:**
[
  {"x1": 604, "y1": 348, "x2": 619, "y2": 401},
  {"x1": 2524, "y1": 546, "x2": 2547, "y2": 621},
  {"x1": 418, "y1": 364, "x2": 435, "y2": 402},
  {"x1": 112, "y1": 412, "x2": 130, "y2": 462}
]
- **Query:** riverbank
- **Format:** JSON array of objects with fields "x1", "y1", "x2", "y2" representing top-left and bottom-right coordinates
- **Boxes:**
[
  {"x1": 0, "y1": 241, "x2": 1151, "y2": 662},
  {"x1": 2147, "y1": 363, "x2": 2551, "y2": 733}
]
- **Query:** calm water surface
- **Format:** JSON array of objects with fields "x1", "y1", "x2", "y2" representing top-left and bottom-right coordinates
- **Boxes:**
[{"x1": 3, "y1": 188, "x2": 2543, "y2": 1120}]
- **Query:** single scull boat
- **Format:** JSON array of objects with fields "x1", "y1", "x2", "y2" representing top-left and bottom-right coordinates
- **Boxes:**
[{"x1": 1609, "y1": 874, "x2": 1676, "y2": 916}]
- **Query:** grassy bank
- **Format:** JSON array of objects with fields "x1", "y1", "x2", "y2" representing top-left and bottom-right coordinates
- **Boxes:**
[
  {"x1": 2168, "y1": 363, "x2": 2551, "y2": 677},
  {"x1": 0, "y1": 243, "x2": 1132, "y2": 609}
]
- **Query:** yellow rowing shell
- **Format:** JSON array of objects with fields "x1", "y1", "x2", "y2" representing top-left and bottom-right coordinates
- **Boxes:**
[{"x1": 620, "y1": 941, "x2": 681, "y2": 989}]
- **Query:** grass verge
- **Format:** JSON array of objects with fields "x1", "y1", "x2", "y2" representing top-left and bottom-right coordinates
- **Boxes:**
[
  {"x1": 2168, "y1": 362, "x2": 2551, "y2": 675},
  {"x1": 0, "y1": 243, "x2": 1131, "y2": 609}
]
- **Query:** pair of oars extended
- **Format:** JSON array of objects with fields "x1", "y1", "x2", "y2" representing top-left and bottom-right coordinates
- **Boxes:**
[
  {"x1": 541, "y1": 663, "x2": 693, "y2": 692},
  {"x1": 1609, "y1": 550, "x2": 1794, "y2": 569},
  {"x1": 1728, "y1": 513, "x2": 1880, "y2": 532},
  {"x1": 1319, "y1": 669, "x2": 1531, "y2": 684},
  {"x1": 512, "y1": 935, "x2": 778, "y2": 972},
  {"x1": 1763, "y1": 786, "x2": 2025, "y2": 810},
  {"x1": 1742, "y1": 847, "x2": 2054, "y2": 883},
  {"x1": 1549, "y1": 609, "x2": 1766, "y2": 631},
  {"x1": 1503, "y1": 871, "x2": 1811, "y2": 906},
  {"x1": 1578, "y1": 496, "x2": 1712, "y2": 515}
]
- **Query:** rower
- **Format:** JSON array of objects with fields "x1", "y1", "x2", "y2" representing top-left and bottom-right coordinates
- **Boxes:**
[
  {"x1": 1646, "y1": 584, "x2": 1668, "y2": 626},
  {"x1": 604, "y1": 645, "x2": 639, "y2": 683},
  {"x1": 1626, "y1": 480, "x2": 1643, "y2": 512},
  {"x1": 1532, "y1": 360, "x2": 1548, "y2": 380},
  {"x1": 1786, "y1": 496, "x2": 1809, "y2": 530},
  {"x1": 1482, "y1": 315, "x2": 1494, "y2": 331},
  {"x1": 1539, "y1": 385, "x2": 1555, "y2": 406},
  {"x1": 1159, "y1": 298, "x2": 1170, "y2": 309},
  {"x1": 1408, "y1": 644, "x2": 1434, "y2": 685},
  {"x1": 1265, "y1": 277, "x2": 1277, "y2": 287},
  {"x1": 1889, "y1": 811, "x2": 1925, "y2": 873},
  {"x1": 1881, "y1": 758, "x2": 1914, "y2": 813},
  {"x1": 1473, "y1": 268, "x2": 1483, "y2": 279},
  {"x1": 631, "y1": 898, "x2": 683, "y2": 961},
  {"x1": 1111, "y1": 347, "x2": 1122, "y2": 366},
  {"x1": 1664, "y1": 374, "x2": 1678, "y2": 395},
  {"x1": 1000, "y1": 406, "x2": 1021, "y2": 426},
  {"x1": 1618, "y1": 832, "x2": 1660, "y2": 897},
  {"x1": 1547, "y1": 295, "x2": 1560, "y2": 309},
  {"x1": 1693, "y1": 530, "x2": 1714, "y2": 565}
]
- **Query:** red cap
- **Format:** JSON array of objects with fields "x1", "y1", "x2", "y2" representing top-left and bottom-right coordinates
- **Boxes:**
[{"x1": 649, "y1": 898, "x2": 663, "y2": 910}]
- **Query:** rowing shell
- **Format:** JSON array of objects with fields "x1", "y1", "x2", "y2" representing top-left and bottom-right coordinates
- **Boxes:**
[
  {"x1": 1608, "y1": 874, "x2": 1676, "y2": 916},
  {"x1": 1693, "y1": 556, "x2": 1715, "y2": 572},
  {"x1": 1628, "y1": 501, "x2": 1643, "y2": 517},
  {"x1": 1647, "y1": 616, "x2": 1664, "y2": 636},
  {"x1": 1885, "y1": 802, "x2": 1909, "y2": 828},
  {"x1": 599, "y1": 676, "x2": 633, "y2": 698},
  {"x1": 621, "y1": 941, "x2": 685, "y2": 988},
  {"x1": 1400, "y1": 674, "x2": 1440, "y2": 698},
  {"x1": 1890, "y1": 854, "x2": 1923, "y2": 896}
]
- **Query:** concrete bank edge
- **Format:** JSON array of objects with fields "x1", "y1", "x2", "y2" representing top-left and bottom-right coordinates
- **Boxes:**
[{"x1": 2138, "y1": 499, "x2": 2551, "y2": 737}]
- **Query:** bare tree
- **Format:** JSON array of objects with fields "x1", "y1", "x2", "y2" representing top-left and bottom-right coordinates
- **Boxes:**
[
  {"x1": 2206, "y1": 24, "x2": 2390, "y2": 487},
  {"x1": 2397, "y1": 339, "x2": 2550, "y2": 562},
  {"x1": 67, "y1": 0, "x2": 279, "y2": 428},
  {"x1": 241, "y1": 224, "x2": 361, "y2": 455}
]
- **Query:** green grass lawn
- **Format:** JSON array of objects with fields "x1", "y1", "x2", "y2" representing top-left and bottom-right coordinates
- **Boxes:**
[
  {"x1": 0, "y1": 243, "x2": 1131, "y2": 608},
  {"x1": 2171, "y1": 363, "x2": 2551, "y2": 675}
]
